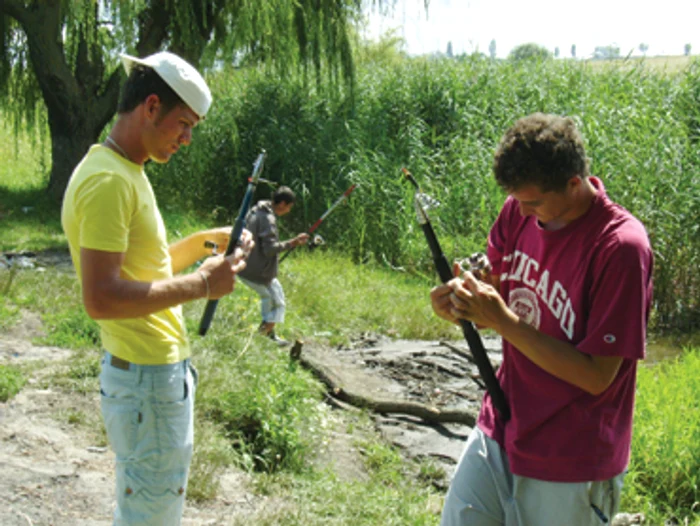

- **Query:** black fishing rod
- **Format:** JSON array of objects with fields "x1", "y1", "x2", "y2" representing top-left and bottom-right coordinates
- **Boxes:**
[
  {"x1": 402, "y1": 167, "x2": 510, "y2": 422},
  {"x1": 279, "y1": 183, "x2": 357, "y2": 263},
  {"x1": 198, "y1": 150, "x2": 267, "y2": 336}
]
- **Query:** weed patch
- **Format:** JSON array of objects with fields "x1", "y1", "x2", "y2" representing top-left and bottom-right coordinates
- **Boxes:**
[{"x1": 0, "y1": 364, "x2": 25, "y2": 401}]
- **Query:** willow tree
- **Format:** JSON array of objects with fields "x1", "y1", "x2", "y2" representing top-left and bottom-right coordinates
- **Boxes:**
[{"x1": 0, "y1": 0, "x2": 397, "y2": 201}]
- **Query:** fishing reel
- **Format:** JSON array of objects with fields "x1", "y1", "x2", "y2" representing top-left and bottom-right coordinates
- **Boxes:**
[
  {"x1": 308, "y1": 234, "x2": 325, "y2": 250},
  {"x1": 455, "y1": 252, "x2": 492, "y2": 280}
]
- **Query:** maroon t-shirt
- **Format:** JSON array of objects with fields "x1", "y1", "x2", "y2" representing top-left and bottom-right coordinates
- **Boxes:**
[{"x1": 478, "y1": 177, "x2": 653, "y2": 482}]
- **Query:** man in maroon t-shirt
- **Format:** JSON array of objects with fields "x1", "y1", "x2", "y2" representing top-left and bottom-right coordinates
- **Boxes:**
[{"x1": 431, "y1": 113, "x2": 653, "y2": 525}]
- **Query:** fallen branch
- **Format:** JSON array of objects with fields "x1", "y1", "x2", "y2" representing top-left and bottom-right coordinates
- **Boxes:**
[
  {"x1": 440, "y1": 340, "x2": 500, "y2": 368},
  {"x1": 290, "y1": 340, "x2": 476, "y2": 426}
]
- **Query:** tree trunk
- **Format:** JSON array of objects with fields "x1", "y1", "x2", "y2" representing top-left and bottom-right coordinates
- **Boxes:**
[
  {"x1": 42, "y1": 78, "x2": 120, "y2": 202},
  {"x1": 46, "y1": 118, "x2": 99, "y2": 202},
  {"x1": 3, "y1": 0, "x2": 173, "y2": 202}
]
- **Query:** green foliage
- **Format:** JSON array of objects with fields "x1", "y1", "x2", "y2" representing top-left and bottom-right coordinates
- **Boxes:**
[
  {"x1": 623, "y1": 347, "x2": 700, "y2": 523},
  {"x1": 41, "y1": 307, "x2": 101, "y2": 349},
  {"x1": 0, "y1": 112, "x2": 57, "y2": 252},
  {"x1": 1, "y1": 1, "x2": 402, "y2": 201},
  {"x1": 0, "y1": 0, "x2": 368, "y2": 121},
  {"x1": 281, "y1": 250, "x2": 458, "y2": 344},
  {"x1": 188, "y1": 419, "x2": 238, "y2": 502},
  {"x1": 0, "y1": 284, "x2": 20, "y2": 328},
  {"x1": 67, "y1": 349, "x2": 101, "y2": 380},
  {"x1": 2, "y1": 268, "x2": 101, "y2": 350},
  {"x1": 354, "y1": 28, "x2": 407, "y2": 68},
  {"x1": 195, "y1": 337, "x2": 326, "y2": 474},
  {"x1": 0, "y1": 364, "x2": 25, "y2": 401},
  {"x1": 238, "y1": 443, "x2": 441, "y2": 525},
  {"x1": 508, "y1": 43, "x2": 552, "y2": 62}
]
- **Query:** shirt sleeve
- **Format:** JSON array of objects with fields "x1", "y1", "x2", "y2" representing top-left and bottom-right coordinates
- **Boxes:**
[
  {"x1": 258, "y1": 213, "x2": 289, "y2": 257},
  {"x1": 577, "y1": 229, "x2": 653, "y2": 360},
  {"x1": 487, "y1": 197, "x2": 516, "y2": 276},
  {"x1": 75, "y1": 172, "x2": 134, "y2": 253}
]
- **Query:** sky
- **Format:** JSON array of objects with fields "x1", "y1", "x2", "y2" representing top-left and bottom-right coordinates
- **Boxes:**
[{"x1": 365, "y1": 0, "x2": 700, "y2": 59}]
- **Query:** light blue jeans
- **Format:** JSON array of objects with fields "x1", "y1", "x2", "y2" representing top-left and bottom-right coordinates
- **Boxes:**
[
  {"x1": 100, "y1": 351, "x2": 197, "y2": 526},
  {"x1": 239, "y1": 276, "x2": 286, "y2": 323},
  {"x1": 441, "y1": 426, "x2": 625, "y2": 526}
]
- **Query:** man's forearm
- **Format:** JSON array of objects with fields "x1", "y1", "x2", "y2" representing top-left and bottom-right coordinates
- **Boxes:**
[
  {"x1": 85, "y1": 273, "x2": 207, "y2": 320},
  {"x1": 262, "y1": 238, "x2": 292, "y2": 257},
  {"x1": 497, "y1": 315, "x2": 622, "y2": 395}
]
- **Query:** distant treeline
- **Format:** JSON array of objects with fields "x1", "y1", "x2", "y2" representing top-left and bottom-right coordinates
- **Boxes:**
[{"x1": 149, "y1": 56, "x2": 700, "y2": 333}]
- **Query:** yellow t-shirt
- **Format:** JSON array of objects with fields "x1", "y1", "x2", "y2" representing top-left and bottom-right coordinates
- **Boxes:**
[{"x1": 61, "y1": 145, "x2": 190, "y2": 364}]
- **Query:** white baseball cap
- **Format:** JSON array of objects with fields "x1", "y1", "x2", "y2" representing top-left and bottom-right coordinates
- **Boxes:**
[{"x1": 120, "y1": 51, "x2": 212, "y2": 119}]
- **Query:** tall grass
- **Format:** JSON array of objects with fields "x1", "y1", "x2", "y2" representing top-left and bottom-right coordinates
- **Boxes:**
[
  {"x1": 149, "y1": 56, "x2": 700, "y2": 333},
  {"x1": 623, "y1": 349, "x2": 700, "y2": 524}
]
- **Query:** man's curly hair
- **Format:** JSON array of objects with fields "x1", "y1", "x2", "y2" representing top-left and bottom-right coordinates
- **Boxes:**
[{"x1": 493, "y1": 113, "x2": 590, "y2": 193}]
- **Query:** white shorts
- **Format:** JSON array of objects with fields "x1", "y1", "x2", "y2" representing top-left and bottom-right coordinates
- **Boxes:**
[
  {"x1": 239, "y1": 277, "x2": 286, "y2": 323},
  {"x1": 440, "y1": 426, "x2": 625, "y2": 526}
]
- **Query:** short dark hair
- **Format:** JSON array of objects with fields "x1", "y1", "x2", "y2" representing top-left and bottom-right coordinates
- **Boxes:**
[
  {"x1": 272, "y1": 186, "x2": 296, "y2": 205},
  {"x1": 117, "y1": 64, "x2": 184, "y2": 116},
  {"x1": 493, "y1": 113, "x2": 590, "y2": 193}
]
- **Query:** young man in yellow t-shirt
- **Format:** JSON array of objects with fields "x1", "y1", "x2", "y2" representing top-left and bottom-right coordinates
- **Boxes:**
[{"x1": 62, "y1": 51, "x2": 251, "y2": 525}]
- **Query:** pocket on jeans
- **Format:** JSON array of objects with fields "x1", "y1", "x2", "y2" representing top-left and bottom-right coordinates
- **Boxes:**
[
  {"x1": 189, "y1": 363, "x2": 199, "y2": 389},
  {"x1": 154, "y1": 393, "x2": 192, "y2": 453},
  {"x1": 101, "y1": 393, "x2": 141, "y2": 458}
]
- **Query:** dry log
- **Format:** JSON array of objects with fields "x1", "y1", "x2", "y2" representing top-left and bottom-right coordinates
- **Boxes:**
[{"x1": 290, "y1": 340, "x2": 476, "y2": 426}]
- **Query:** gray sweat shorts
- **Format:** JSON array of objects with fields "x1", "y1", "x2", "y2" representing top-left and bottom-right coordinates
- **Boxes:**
[{"x1": 440, "y1": 426, "x2": 625, "y2": 526}]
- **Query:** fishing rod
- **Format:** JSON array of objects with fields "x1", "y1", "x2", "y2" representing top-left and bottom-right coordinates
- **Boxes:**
[
  {"x1": 402, "y1": 167, "x2": 510, "y2": 422},
  {"x1": 279, "y1": 183, "x2": 357, "y2": 263},
  {"x1": 198, "y1": 150, "x2": 267, "y2": 336}
]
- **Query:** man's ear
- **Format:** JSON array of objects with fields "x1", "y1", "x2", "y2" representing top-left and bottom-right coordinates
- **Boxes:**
[
  {"x1": 144, "y1": 94, "x2": 161, "y2": 121},
  {"x1": 567, "y1": 175, "x2": 583, "y2": 191}
]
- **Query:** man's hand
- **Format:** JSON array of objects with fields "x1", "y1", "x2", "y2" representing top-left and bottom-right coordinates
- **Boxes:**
[
  {"x1": 430, "y1": 262, "x2": 465, "y2": 324},
  {"x1": 291, "y1": 233, "x2": 310, "y2": 248},
  {"x1": 447, "y1": 271, "x2": 517, "y2": 331},
  {"x1": 197, "y1": 250, "x2": 247, "y2": 300},
  {"x1": 238, "y1": 228, "x2": 254, "y2": 256}
]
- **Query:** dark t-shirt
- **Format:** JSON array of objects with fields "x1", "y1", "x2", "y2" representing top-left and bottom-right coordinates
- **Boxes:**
[{"x1": 478, "y1": 177, "x2": 654, "y2": 482}]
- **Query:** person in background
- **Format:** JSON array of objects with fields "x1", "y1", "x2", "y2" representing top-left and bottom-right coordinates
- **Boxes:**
[
  {"x1": 61, "y1": 50, "x2": 252, "y2": 525},
  {"x1": 431, "y1": 113, "x2": 653, "y2": 526},
  {"x1": 238, "y1": 186, "x2": 309, "y2": 346}
]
